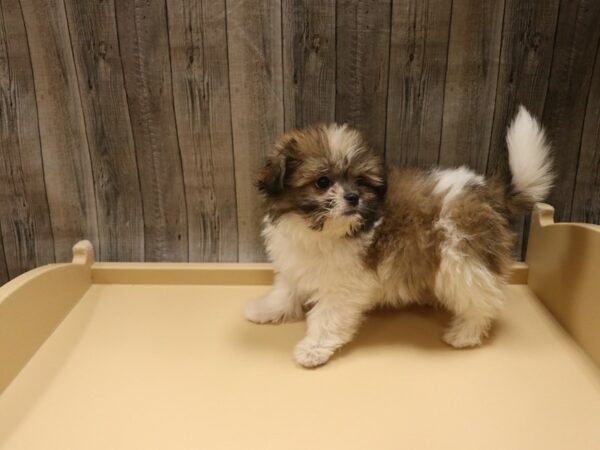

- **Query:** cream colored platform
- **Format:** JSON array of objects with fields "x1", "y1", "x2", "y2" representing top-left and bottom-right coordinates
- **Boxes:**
[{"x1": 1, "y1": 204, "x2": 599, "y2": 450}]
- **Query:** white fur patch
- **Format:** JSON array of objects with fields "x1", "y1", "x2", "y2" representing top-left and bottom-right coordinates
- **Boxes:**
[
  {"x1": 432, "y1": 166, "x2": 484, "y2": 205},
  {"x1": 263, "y1": 214, "x2": 378, "y2": 296},
  {"x1": 261, "y1": 213, "x2": 380, "y2": 366},
  {"x1": 245, "y1": 275, "x2": 304, "y2": 324},
  {"x1": 506, "y1": 106, "x2": 553, "y2": 202},
  {"x1": 325, "y1": 124, "x2": 364, "y2": 162},
  {"x1": 434, "y1": 216, "x2": 504, "y2": 348},
  {"x1": 430, "y1": 166, "x2": 503, "y2": 347}
]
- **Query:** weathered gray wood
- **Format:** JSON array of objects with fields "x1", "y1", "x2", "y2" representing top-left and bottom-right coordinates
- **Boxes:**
[
  {"x1": 487, "y1": 0, "x2": 559, "y2": 179},
  {"x1": 116, "y1": 0, "x2": 188, "y2": 261},
  {"x1": 282, "y1": 0, "x2": 336, "y2": 129},
  {"x1": 3, "y1": 1, "x2": 600, "y2": 282},
  {"x1": 0, "y1": 233, "x2": 7, "y2": 285},
  {"x1": 64, "y1": 0, "x2": 144, "y2": 262},
  {"x1": 0, "y1": 0, "x2": 55, "y2": 277},
  {"x1": 20, "y1": 0, "x2": 99, "y2": 262},
  {"x1": 439, "y1": 0, "x2": 505, "y2": 171},
  {"x1": 227, "y1": 0, "x2": 284, "y2": 262},
  {"x1": 485, "y1": 0, "x2": 560, "y2": 259},
  {"x1": 336, "y1": 0, "x2": 392, "y2": 154},
  {"x1": 571, "y1": 43, "x2": 600, "y2": 224},
  {"x1": 167, "y1": 0, "x2": 238, "y2": 262},
  {"x1": 385, "y1": 0, "x2": 451, "y2": 168},
  {"x1": 542, "y1": 0, "x2": 600, "y2": 222}
]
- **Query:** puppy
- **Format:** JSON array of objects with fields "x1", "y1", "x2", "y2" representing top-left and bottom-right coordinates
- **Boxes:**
[{"x1": 245, "y1": 107, "x2": 553, "y2": 368}]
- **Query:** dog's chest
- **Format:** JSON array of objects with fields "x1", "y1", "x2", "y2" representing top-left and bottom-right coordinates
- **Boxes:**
[{"x1": 264, "y1": 217, "x2": 370, "y2": 293}]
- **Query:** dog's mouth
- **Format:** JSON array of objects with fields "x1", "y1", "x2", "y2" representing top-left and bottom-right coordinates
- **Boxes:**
[{"x1": 299, "y1": 196, "x2": 369, "y2": 236}]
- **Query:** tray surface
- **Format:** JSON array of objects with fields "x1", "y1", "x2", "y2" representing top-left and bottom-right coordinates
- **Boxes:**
[{"x1": 1, "y1": 283, "x2": 599, "y2": 450}]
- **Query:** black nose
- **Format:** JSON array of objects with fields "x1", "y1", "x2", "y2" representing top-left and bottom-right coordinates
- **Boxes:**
[{"x1": 344, "y1": 192, "x2": 359, "y2": 206}]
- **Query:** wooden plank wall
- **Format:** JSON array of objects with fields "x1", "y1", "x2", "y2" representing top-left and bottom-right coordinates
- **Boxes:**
[{"x1": 1, "y1": 0, "x2": 599, "y2": 282}]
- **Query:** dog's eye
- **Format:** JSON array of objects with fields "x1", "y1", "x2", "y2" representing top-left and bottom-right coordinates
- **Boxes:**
[
  {"x1": 356, "y1": 177, "x2": 370, "y2": 187},
  {"x1": 315, "y1": 176, "x2": 331, "y2": 190}
]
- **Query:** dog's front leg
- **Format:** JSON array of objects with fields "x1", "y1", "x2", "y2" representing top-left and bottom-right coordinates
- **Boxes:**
[
  {"x1": 294, "y1": 294, "x2": 368, "y2": 368},
  {"x1": 245, "y1": 275, "x2": 303, "y2": 324}
]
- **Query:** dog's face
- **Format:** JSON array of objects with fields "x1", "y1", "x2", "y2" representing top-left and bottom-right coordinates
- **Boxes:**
[{"x1": 257, "y1": 124, "x2": 386, "y2": 237}]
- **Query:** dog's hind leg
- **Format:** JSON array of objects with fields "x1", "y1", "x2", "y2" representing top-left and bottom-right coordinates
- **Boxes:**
[{"x1": 435, "y1": 258, "x2": 504, "y2": 348}]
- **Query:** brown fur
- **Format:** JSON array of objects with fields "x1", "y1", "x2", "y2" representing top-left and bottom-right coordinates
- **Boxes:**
[
  {"x1": 365, "y1": 169, "x2": 444, "y2": 302},
  {"x1": 450, "y1": 178, "x2": 516, "y2": 278},
  {"x1": 364, "y1": 169, "x2": 518, "y2": 303}
]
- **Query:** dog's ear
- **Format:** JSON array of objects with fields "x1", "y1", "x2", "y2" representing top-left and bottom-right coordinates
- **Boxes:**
[
  {"x1": 257, "y1": 153, "x2": 287, "y2": 195},
  {"x1": 256, "y1": 135, "x2": 297, "y2": 196}
]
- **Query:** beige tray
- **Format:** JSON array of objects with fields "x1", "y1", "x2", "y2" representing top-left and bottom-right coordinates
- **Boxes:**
[{"x1": 1, "y1": 204, "x2": 599, "y2": 450}]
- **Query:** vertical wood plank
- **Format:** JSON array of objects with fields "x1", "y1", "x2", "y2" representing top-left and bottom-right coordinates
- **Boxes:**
[
  {"x1": 542, "y1": 0, "x2": 600, "y2": 222},
  {"x1": 116, "y1": 0, "x2": 188, "y2": 261},
  {"x1": 0, "y1": 0, "x2": 55, "y2": 278},
  {"x1": 167, "y1": 0, "x2": 238, "y2": 262},
  {"x1": 571, "y1": 43, "x2": 600, "y2": 224},
  {"x1": 282, "y1": 0, "x2": 336, "y2": 130},
  {"x1": 64, "y1": 0, "x2": 144, "y2": 262},
  {"x1": 20, "y1": 0, "x2": 99, "y2": 262},
  {"x1": 439, "y1": 0, "x2": 505, "y2": 172},
  {"x1": 227, "y1": 0, "x2": 284, "y2": 261},
  {"x1": 336, "y1": 0, "x2": 392, "y2": 154},
  {"x1": 385, "y1": 0, "x2": 451, "y2": 168},
  {"x1": 486, "y1": 0, "x2": 560, "y2": 259},
  {"x1": 0, "y1": 233, "x2": 7, "y2": 285},
  {"x1": 486, "y1": 1, "x2": 559, "y2": 178}
]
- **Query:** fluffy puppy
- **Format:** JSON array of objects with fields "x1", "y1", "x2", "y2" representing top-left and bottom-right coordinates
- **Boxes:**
[{"x1": 245, "y1": 107, "x2": 553, "y2": 368}]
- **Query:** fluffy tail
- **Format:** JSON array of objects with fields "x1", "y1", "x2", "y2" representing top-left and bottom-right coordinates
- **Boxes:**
[{"x1": 505, "y1": 106, "x2": 554, "y2": 214}]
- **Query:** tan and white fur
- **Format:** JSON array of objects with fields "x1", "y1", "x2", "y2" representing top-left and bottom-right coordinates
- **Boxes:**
[{"x1": 246, "y1": 107, "x2": 554, "y2": 368}]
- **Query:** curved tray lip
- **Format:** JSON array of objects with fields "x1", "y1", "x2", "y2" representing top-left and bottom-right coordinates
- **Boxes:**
[
  {"x1": 0, "y1": 241, "x2": 94, "y2": 301},
  {"x1": 527, "y1": 202, "x2": 600, "y2": 369},
  {"x1": 533, "y1": 202, "x2": 600, "y2": 232},
  {"x1": 0, "y1": 242, "x2": 95, "y2": 394},
  {"x1": 0, "y1": 264, "x2": 70, "y2": 303}
]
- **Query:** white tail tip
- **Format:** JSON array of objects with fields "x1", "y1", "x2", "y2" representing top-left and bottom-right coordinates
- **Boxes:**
[{"x1": 506, "y1": 106, "x2": 554, "y2": 202}]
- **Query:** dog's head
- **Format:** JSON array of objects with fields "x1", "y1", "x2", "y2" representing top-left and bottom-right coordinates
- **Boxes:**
[{"x1": 257, "y1": 124, "x2": 386, "y2": 237}]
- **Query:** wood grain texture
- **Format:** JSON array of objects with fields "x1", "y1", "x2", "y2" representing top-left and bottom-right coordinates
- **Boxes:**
[
  {"x1": 336, "y1": 0, "x2": 392, "y2": 154},
  {"x1": 282, "y1": 0, "x2": 336, "y2": 129},
  {"x1": 542, "y1": 0, "x2": 600, "y2": 222},
  {"x1": 227, "y1": 0, "x2": 284, "y2": 261},
  {"x1": 486, "y1": 0, "x2": 560, "y2": 259},
  {"x1": 486, "y1": 0, "x2": 559, "y2": 179},
  {"x1": 20, "y1": 0, "x2": 99, "y2": 262},
  {"x1": 64, "y1": 0, "x2": 144, "y2": 262},
  {"x1": 167, "y1": 0, "x2": 238, "y2": 262},
  {"x1": 0, "y1": 233, "x2": 7, "y2": 285},
  {"x1": 0, "y1": 0, "x2": 55, "y2": 277},
  {"x1": 385, "y1": 0, "x2": 451, "y2": 168},
  {"x1": 439, "y1": 0, "x2": 505, "y2": 171},
  {"x1": 116, "y1": 0, "x2": 188, "y2": 261},
  {"x1": 571, "y1": 42, "x2": 600, "y2": 224},
  {"x1": 1, "y1": 2, "x2": 600, "y2": 280}
]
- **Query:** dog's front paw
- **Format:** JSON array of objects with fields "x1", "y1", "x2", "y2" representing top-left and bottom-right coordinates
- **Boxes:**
[
  {"x1": 245, "y1": 297, "x2": 280, "y2": 324},
  {"x1": 442, "y1": 323, "x2": 483, "y2": 348},
  {"x1": 294, "y1": 340, "x2": 334, "y2": 368}
]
